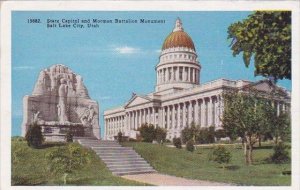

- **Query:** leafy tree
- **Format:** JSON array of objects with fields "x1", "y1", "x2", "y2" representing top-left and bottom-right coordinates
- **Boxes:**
[
  {"x1": 264, "y1": 106, "x2": 291, "y2": 144},
  {"x1": 155, "y1": 127, "x2": 167, "y2": 144},
  {"x1": 186, "y1": 139, "x2": 195, "y2": 152},
  {"x1": 270, "y1": 142, "x2": 290, "y2": 164},
  {"x1": 228, "y1": 11, "x2": 291, "y2": 80},
  {"x1": 210, "y1": 146, "x2": 231, "y2": 170},
  {"x1": 25, "y1": 123, "x2": 44, "y2": 148},
  {"x1": 197, "y1": 126, "x2": 215, "y2": 144},
  {"x1": 138, "y1": 123, "x2": 156, "y2": 142},
  {"x1": 222, "y1": 90, "x2": 270, "y2": 165},
  {"x1": 172, "y1": 137, "x2": 182, "y2": 149},
  {"x1": 181, "y1": 122, "x2": 200, "y2": 143}
]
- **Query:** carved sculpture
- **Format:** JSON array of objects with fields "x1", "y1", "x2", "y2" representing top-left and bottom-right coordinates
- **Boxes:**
[{"x1": 22, "y1": 64, "x2": 100, "y2": 141}]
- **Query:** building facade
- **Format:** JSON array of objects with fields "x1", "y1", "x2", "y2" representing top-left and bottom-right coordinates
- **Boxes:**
[{"x1": 104, "y1": 18, "x2": 290, "y2": 140}]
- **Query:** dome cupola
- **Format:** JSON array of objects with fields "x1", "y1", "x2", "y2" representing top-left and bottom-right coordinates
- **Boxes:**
[{"x1": 155, "y1": 18, "x2": 201, "y2": 92}]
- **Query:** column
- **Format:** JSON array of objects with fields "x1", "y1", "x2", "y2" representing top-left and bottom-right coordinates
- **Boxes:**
[
  {"x1": 188, "y1": 101, "x2": 193, "y2": 126},
  {"x1": 183, "y1": 102, "x2": 187, "y2": 128},
  {"x1": 277, "y1": 101, "x2": 280, "y2": 116},
  {"x1": 162, "y1": 107, "x2": 166, "y2": 129},
  {"x1": 191, "y1": 68, "x2": 194, "y2": 83},
  {"x1": 172, "y1": 105, "x2": 175, "y2": 129},
  {"x1": 195, "y1": 100, "x2": 199, "y2": 126},
  {"x1": 153, "y1": 108, "x2": 156, "y2": 127},
  {"x1": 166, "y1": 106, "x2": 170, "y2": 129},
  {"x1": 177, "y1": 104, "x2": 180, "y2": 129}
]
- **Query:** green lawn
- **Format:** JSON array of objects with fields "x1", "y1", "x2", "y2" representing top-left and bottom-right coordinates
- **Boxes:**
[
  {"x1": 122, "y1": 142, "x2": 291, "y2": 186},
  {"x1": 11, "y1": 137, "x2": 147, "y2": 186}
]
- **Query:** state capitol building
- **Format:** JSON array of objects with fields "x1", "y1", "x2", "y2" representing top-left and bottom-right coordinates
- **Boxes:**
[{"x1": 104, "y1": 18, "x2": 290, "y2": 140}]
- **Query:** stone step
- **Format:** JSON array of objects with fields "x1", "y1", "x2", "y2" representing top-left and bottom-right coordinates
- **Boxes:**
[
  {"x1": 77, "y1": 139, "x2": 156, "y2": 176},
  {"x1": 113, "y1": 169, "x2": 156, "y2": 176},
  {"x1": 106, "y1": 162, "x2": 151, "y2": 169},
  {"x1": 92, "y1": 147, "x2": 133, "y2": 151},
  {"x1": 104, "y1": 160, "x2": 148, "y2": 165},
  {"x1": 101, "y1": 157, "x2": 145, "y2": 162},
  {"x1": 96, "y1": 152, "x2": 138, "y2": 156},
  {"x1": 109, "y1": 166, "x2": 154, "y2": 172},
  {"x1": 100, "y1": 155, "x2": 141, "y2": 159}
]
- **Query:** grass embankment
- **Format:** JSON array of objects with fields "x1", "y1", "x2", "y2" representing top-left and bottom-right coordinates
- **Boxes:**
[
  {"x1": 122, "y1": 142, "x2": 291, "y2": 186},
  {"x1": 12, "y1": 137, "x2": 146, "y2": 186}
]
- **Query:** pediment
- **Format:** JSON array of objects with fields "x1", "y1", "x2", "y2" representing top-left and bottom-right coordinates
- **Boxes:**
[
  {"x1": 125, "y1": 95, "x2": 153, "y2": 108},
  {"x1": 242, "y1": 80, "x2": 290, "y2": 98}
]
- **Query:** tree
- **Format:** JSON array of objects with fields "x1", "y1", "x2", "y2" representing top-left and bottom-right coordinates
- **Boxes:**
[
  {"x1": 222, "y1": 90, "x2": 270, "y2": 165},
  {"x1": 181, "y1": 122, "x2": 199, "y2": 144},
  {"x1": 117, "y1": 131, "x2": 123, "y2": 143},
  {"x1": 264, "y1": 106, "x2": 291, "y2": 144},
  {"x1": 210, "y1": 146, "x2": 231, "y2": 170},
  {"x1": 25, "y1": 123, "x2": 44, "y2": 148},
  {"x1": 228, "y1": 11, "x2": 291, "y2": 80},
  {"x1": 138, "y1": 123, "x2": 156, "y2": 142},
  {"x1": 155, "y1": 127, "x2": 167, "y2": 144},
  {"x1": 270, "y1": 142, "x2": 290, "y2": 164}
]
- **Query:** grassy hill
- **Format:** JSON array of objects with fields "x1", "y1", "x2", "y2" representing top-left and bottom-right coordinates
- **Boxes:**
[
  {"x1": 11, "y1": 137, "x2": 146, "y2": 186},
  {"x1": 122, "y1": 142, "x2": 291, "y2": 186}
]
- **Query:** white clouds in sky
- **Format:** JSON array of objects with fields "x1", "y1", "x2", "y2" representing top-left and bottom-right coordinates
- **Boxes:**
[
  {"x1": 13, "y1": 66, "x2": 35, "y2": 70},
  {"x1": 113, "y1": 46, "x2": 141, "y2": 54}
]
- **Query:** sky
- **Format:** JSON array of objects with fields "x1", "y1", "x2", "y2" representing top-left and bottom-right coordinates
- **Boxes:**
[{"x1": 12, "y1": 11, "x2": 291, "y2": 138}]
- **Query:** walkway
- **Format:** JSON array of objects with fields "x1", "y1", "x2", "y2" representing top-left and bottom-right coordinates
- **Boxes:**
[{"x1": 122, "y1": 173, "x2": 231, "y2": 186}]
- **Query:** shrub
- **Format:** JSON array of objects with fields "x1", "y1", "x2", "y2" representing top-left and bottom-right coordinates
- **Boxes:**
[
  {"x1": 186, "y1": 139, "x2": 195, "y2": 152},
  {"x1": 181, "y1": 122, "x2": 200, "y2": 144},
  {"x1": 138, "y1": 123, "x2": 156, "y2": 142},
  {"x1": 45, "y1": 143, "x2": 92, "y2": 184},
  {"x1": 117, "y1": 132, "x2": 123, "y2": 142},
  {"x1": 210, "y1": 145, "x2": 231, "y2": 169},
  {"x1": 155, "y1": 127, "x2": 167, "y2": 144},
  {"x1": 215, "y1": 129, "x2": 226, "y2": 141},
  {"x1": 172, "y1": 137, "x2": 182, "y2": 149},
  {"x1": 197, "y1": 126, "x2": 215, "y2": 144},
  {"x1": 65, "y1": 130, "x2": 73, "y2": 143},
  {"x1": 25, "y1": 123, "x2": 44, "y2": 148},
  {"x1": 270, "y1": 142, "x2": 290, "y2": 164}
]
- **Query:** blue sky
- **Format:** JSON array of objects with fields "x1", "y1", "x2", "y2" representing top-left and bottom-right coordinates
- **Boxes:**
[{"x1": 12, "y1": 11, "x2": 291, "y2": 137}]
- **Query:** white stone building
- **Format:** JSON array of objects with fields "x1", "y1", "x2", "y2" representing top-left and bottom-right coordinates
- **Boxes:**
[{"x1": 104, "y1": 18, "x2": 290, "y2": 140}]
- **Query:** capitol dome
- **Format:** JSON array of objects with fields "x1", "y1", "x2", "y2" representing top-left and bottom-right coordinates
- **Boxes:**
[
  {"x1": 155, "y1": 18, "x2": 201, "y2": 93},
  {"x1": 162, "y1": 22, "x2": 195, "y2": 50}
]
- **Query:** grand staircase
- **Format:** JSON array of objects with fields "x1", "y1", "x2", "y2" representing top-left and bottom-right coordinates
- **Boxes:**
[{"x1": 76, "y1": 138, "x2": 156, "y2": 176}]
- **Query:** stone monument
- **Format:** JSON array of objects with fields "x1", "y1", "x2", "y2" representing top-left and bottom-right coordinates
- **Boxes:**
[{"x1": 21, "y1": 64, "x2": 100, "y2": 141}]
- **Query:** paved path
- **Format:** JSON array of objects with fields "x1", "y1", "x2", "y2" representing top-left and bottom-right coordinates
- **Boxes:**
[{"x1": 122, "y1": 173, "x2": 231, "y2": 186}]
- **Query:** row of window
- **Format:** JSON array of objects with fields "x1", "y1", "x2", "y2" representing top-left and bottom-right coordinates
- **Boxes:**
[{"x1": 161, "y1": 53, "x2": 197, "y2": 61}]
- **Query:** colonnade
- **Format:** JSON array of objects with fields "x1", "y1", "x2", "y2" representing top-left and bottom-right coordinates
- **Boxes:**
[
  {"x1": 104, "y1": 96, "x2": 290, "y2": 139},
  {"x1": 157, "y1": 66, "x2": 199, "y2": 84}
]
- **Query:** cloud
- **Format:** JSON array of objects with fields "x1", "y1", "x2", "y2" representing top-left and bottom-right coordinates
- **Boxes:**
[
  {"x1": 113, "y1": 46, "x2": 140, "y2": 54},
  {"x1": 99, "y1": 96, "x2": 111, "y2": 100},
  {"x1": 13, "y1": 66, "x2": 35, "y2": 70}
]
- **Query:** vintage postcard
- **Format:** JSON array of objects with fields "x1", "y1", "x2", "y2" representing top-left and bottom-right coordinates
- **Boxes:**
[{"x1": 1, "y1": 1, "x2": 299, "y2": 189}]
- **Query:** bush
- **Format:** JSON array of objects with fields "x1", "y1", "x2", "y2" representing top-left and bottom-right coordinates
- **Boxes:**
[
  {"x1": 25, "y1": 123, "x2": 44, "y2": 148},
  {"x1": 210, "y1": 145, "x2": 231, "y2": 169},
  {"x1": 181, "y1": 122, "x2": 200, "y2": 144},
  {"x1": 117, "y1": 132, "x2": 123, "y2": 143},
  {"x1": 65, "y1": 130, "x2": 73, "y2": 143},
  {"x1": 186, "y1": 140, "x2": 195, "y2": 152},
  {"x1": 197, "y1": 126, "x2": 215, "y2": 144},
  {"x1": 155, "y1": 127, "x2": 167, "y2": 144},
  {"x1": 45, "y1": 143, "x2": 92, "y2": 184},
  {"x1": 173, "y1": 137, "x2": 182, "y2": 149},
  {"x1": 270, "y1": 142, "x2": 290, "y2": 164},
  {"x1": 215, "y1": 129, "x2": 226, "y2": 141},
  {"x1": 138, "y1": 123, "x2": 156, "y2": 142}
]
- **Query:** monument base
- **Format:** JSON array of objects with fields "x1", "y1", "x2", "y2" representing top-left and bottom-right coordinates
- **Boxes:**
[{"x1": 40, "y1": 123, "x2": 93, "y2": 142}]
